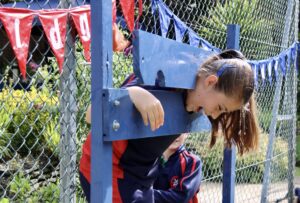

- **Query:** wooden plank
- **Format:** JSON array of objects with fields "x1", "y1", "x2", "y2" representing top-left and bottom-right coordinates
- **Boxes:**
[
  {"x1": 133, "y1": 30, "x2": 214, "y2": 89},
  {"x1": 102, "y1": 88, "x2": 211, "y2": 141}
]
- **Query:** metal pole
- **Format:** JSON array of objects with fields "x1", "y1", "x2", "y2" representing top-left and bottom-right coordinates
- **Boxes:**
[
  {"x1": 222, "y1": 24, "x2": 240, "y2": 203},
  {"x1": 91, "y1": 0, "x2": 113, "y2": 202},
  {"x1": 260, "y1": 0, "x2": 295, "y2": 202},
  {"x1": 287, "y1": 49, "x2": 297, "y2": 203},
  {"x1": 59, "y1": 1, "x2": 77, "y2": 202},
  {"x1": 287, "y1": 2, "x2": 299, "y2": 201}
]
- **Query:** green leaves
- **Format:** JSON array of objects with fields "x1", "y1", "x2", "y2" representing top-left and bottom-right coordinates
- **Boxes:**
[
  {"x1": 200, "y1": 0, "x2": 274, "y2": 59},
  {"x1": 9, "y1": 173, "x2": 31, "y2": 201},
  {"x1": 113, "y1": 52, "x2": 133, "y2": 87},
  {"x1": 186, "y1": 133, "x2": 288, "y2": 183}
]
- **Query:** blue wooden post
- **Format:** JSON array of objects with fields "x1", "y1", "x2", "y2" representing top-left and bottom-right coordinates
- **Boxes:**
[
  {"x1": 91, "y1": 0, "x2": 113, "y2": 202},
  {"x1": 222, "y1": 24, "x2": 240, "y2": 203}
]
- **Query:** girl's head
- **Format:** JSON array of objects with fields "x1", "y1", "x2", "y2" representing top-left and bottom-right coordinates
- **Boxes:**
[{"x1": 186, "y1": 50, "x2": 259, "y2": 154}]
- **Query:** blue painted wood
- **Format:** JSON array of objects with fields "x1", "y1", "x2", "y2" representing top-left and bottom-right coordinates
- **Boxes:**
[
  {"x1": 222, "y1": 24, "x2": 240, "y2": 203},
  {"x1": 91, "y1": 0, "x2": 112, "y2": 202},
  {"x1": 226, "y1": 24, "x2": 240, "y2": 50},
  {"x1": 223, "y1": 147, "x2": 236, "y2": 203},
  {"x1": 102, "y1": 88, "x2": 211, "y2": 141},
  {"x1": 133, "y1": 30, "x2": 214, "y2": 89}
]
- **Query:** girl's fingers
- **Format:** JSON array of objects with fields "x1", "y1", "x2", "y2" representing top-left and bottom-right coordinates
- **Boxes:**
[
  {"x1": 148, "y1": 110, "x2": 156, "y2": 131},
  {"x1": 153, "y1": 103, "x2": 160, "y2": 129},
  {"x1": 141, "y1": 111, "x2": 148, "y2": 126},
  {"x1": 156, "y1": 102, "x2": 164, "y2": 127}
]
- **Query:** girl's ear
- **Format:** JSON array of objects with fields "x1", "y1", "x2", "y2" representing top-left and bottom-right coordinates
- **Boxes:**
[{"x1": 204, "y1": 75, "x2": 218, "y2": 89}]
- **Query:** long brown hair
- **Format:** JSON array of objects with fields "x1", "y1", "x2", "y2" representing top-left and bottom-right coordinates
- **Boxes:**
[{"x1": 199, "y1": 50, "x2": 260, "y2": 155}]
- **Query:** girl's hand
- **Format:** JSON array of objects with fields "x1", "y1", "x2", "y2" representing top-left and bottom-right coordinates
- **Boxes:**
[{"x1": 127, "y1": 86, "x2": 164, "y2": 131}]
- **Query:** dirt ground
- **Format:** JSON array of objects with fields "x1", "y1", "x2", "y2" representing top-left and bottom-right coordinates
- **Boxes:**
[{"x1": 197, "y1": 180, "x2": 300, "y2": 203}]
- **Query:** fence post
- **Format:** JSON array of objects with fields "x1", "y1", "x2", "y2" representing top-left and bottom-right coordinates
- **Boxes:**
[
  {"x1": 260, "y1": 0, "x2": 295, "y2": 202},
  {"x1": 222, "y1": 24, "x2": 240, "y2": 203},
  {"x1": 59, "y1": 1, "x2": 77, "y2": 202},
  {"x1": 287, "y1": 51, "x2": 297, "y2": 203},
  {"x1": 288, "y1": 1, "x2": 299, "y2": 200},
  {"x1": 91, "y1": 0, "x2": 113, "y2": 202}
]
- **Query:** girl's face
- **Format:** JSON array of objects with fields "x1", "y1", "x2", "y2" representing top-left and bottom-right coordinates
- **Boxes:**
[{"x1": 186, "y1": 75, "x2": 242, "y2": 119}]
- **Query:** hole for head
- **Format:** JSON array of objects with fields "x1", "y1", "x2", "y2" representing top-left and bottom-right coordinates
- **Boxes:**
[{"x1": 156, "y1": 70, "x2": 165, "y2": 87}]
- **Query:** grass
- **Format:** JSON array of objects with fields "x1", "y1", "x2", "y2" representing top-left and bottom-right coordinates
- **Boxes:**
[
  {"x1": 296, "y1": 167, "x2": 300, "y2": 177},
  {"x1": 297, "y1": 136, "x2": 300, "y2": 162}
]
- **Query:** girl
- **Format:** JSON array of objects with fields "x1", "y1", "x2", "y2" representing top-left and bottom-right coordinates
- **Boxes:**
[{"x1": 79, "y1": 49, "x2": 259, "y2": 203}]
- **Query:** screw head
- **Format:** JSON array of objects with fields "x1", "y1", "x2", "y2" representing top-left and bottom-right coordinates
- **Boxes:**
[
  {"x1": 114, "y1": 100, "x2": 120, "y2": 106},
  {"x1": 112, "y1": 120, "x2": 120, "y2": 131}
]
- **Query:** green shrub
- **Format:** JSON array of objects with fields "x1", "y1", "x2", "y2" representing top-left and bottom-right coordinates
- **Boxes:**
[
  {"x1": 296, "y1": 136, "x2": 300, "y2": 166},
  {"x1": 30, "y1": 182, "x2": 60, "y2": 203},
  {"x1": 9, "y1": 173, "x2": 31, "y2": 201},
  {"x1": 8, "y1": 172, "x2": 86, "y2": 202},
  {"x1": 0, "y1": 37, "x2": 133, "y2": 202},
  {"x1": 257, "y1": 108, "x2": 272, "y2": 133},
  {"x1": 0, "y1": 198, "x2": 9, "y2": 203},
  {"x1": 199, "y1": 0, "x2": 274, "y2": 59},
  {"x1": 113, "y1": 52, "x2": 133, "y2": 87},
  {"x1": 43, "y1": 116, "x2": 60, "y2": 157},
  {"x1": 8, "y1": 172, "x2": 59, "y2": 202},
  {"x1": 0, "y1": 87, "x2": 59, "y2": 159}
]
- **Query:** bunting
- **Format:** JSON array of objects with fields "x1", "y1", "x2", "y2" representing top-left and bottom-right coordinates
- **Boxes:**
[
  {"x1": 0, "y1": 8, "x2": 34, "y2": 78},
  {"x1": 0, "y1": 5, "x2": 129, "y2": 78},
  {"x1": 151, "y1": 0, "x2": 220, "y2": 52},
  {"x1": 119, "y1": 0, "x2": 143, "y2": 32},
  {"x1": 248, "y1": 42, "x2": 299, "y2": 84},
  {"x1": 151, "y1": 0, "x2": 300, "y2": 84},
  {"x1": 173, "y1": 14, "x2": 187, "y2": 42},
  {"x1": 120, "y1": 0, "x2": 134, "y2": 32},
  {"x1": 39, "y1": 10, "x2": 68, "y2": 73},
  {"x1": 70, "y1": 6, "x2": 91, "y2": 62},
  {"x1": 0, "y1": 2, "x2": 299, "y2": 83}
]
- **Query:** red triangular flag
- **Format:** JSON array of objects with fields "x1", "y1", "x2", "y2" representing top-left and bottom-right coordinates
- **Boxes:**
[
  {"x1": 120, "y1": 0, "x2": 143, "y2": 32},
  {"x1": 120, "y1": 0, "x2": 134, "y2": 32},
  {"x1": 0, "y1": 8, "x2": 34, "y2": 78},
  {"x1": 70, "y1": 6, "x2": 91, "y2": 62},
  {"x1": 112, "y1": 0, "x2": 117, "y2": 23},
  {"x1": 38, "y1": 10, "x2": 68, "y2": 73}
]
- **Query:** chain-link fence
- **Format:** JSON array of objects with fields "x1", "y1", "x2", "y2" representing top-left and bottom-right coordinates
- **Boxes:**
[{"x1": 0, "y1": 0, "x2": 298, "y2": 202}]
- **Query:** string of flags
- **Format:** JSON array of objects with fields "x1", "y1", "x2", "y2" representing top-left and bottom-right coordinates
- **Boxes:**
[
  {"x1": 248, "y1": 42, "x2": 299, "y2": 84},
  {"x1": 151, "y1": 0, "x2": 221, "y2": 53},
  {"x1": 0, "y1": 6, "x2": 91, "y2": 78},
  {"x1": 151, "y1": 0, "x2": 299, "y2": 83},
  {"x1": 0, "y1": 0, "x2": 137, "y2": 79},
  {"x1": 0, "y1": 1, "x2": 299, "y2": 82}
]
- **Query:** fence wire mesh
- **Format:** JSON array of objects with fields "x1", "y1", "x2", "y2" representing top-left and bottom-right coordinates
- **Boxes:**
[{"x1": 0, "y1": 0, "x2": 298, "y2": 202}]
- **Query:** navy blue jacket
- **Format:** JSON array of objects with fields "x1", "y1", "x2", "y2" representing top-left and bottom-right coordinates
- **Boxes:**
[
  {"x1": 80, "y1": 74, "x2": 185, "y2": 202},
  {"x1": 153, "y1": 145, "x2": 202, "y2": 203}
]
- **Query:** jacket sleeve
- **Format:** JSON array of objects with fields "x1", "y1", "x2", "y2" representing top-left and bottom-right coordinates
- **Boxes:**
[{"x1": 154, "y1": 154, "x2": 202, "y2": 203}]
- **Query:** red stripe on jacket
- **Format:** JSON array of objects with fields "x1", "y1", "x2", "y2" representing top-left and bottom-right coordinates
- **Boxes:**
[
  {"x1": 79, "y1": 133, "x2": 128, "y2": 203},
  {"x1": 180, "y1": 150, "x2": 199, "y2": 203}
]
